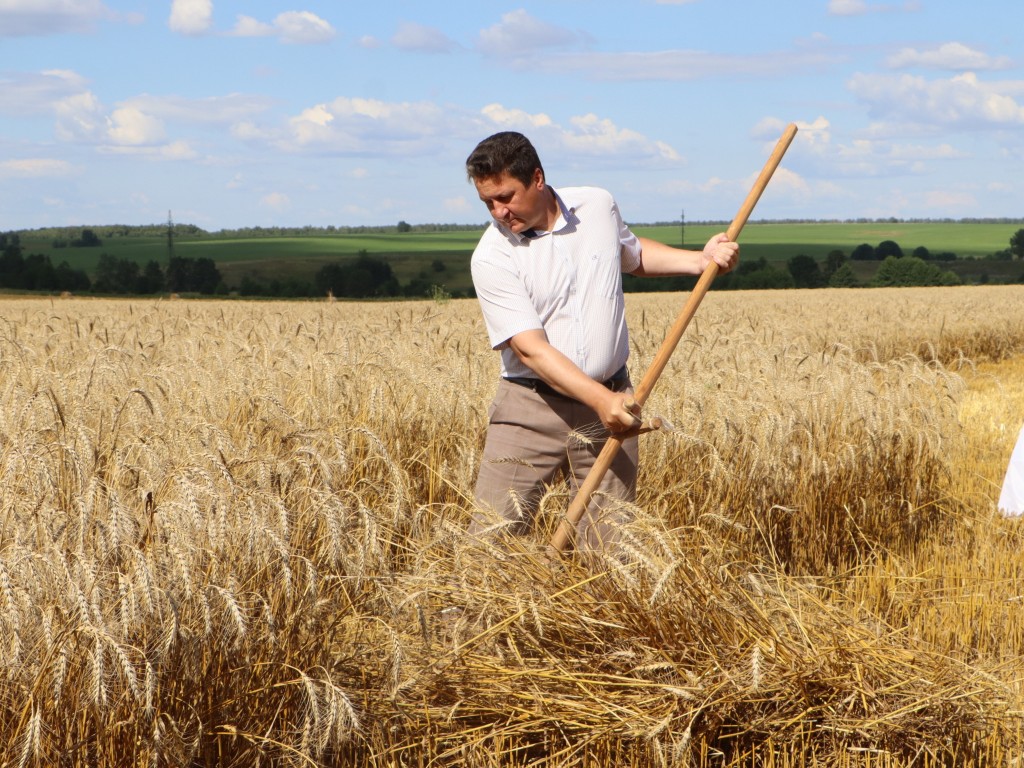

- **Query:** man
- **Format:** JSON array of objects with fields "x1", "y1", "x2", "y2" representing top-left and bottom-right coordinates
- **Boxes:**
[{"x1": 466, "y1": 131, "x2": 738, "y2": 550}]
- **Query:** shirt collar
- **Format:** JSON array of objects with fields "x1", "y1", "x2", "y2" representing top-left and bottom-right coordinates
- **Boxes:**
[{"x1": 496, "y1": 187, "x2": 578, "y2": 244}]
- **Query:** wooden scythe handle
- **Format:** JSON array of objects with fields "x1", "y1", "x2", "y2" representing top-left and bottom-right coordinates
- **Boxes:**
[{"x1": 548, "y1": 123, "x2": 799, "y2": 555}]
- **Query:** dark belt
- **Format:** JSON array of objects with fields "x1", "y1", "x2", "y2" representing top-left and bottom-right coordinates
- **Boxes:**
[{"x1": 503, "y1": 365, "x2": 630, "y2": 397}]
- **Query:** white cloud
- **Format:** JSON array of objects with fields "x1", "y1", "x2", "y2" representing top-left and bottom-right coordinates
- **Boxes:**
[
  {"x1": 229, "y1": 14, "x2": 274, "y2": 37},
  {"x1": 159, "y1": 140, "x2": 199, "y2": 159},
  {"x1": 237, "y1": 94, "x2": 684, "y2": 171},
  {"x1": 1000, "y1": 144, "x2": 1024, "y2": 162},
  {"x1": 0, "y1": 0, "x2": 112, "y2": 37},
  {"x1": 169, "y1": 0, "x2": 212, "y2": 35},
  {"x1": 828, "y1": 0, "x2": 867, "y2": 14},
  {"x1": 288, "y1": 104, "x2": 335, "y2": 145},
  {"x1": 848, "y1": 71, "x2": 1024, "y2": 129},
  {"x1": 751, "y1": 116, "x2": 787, "y2": 139},
  {"x1": 0, "y1": 158, "x2": 74, "y2": 178},
  {"x1": 98, "y1": 140, "x2": 199, "y2": 159},
  {"x1": 0, "y1": 69, "x2": 91, "y2": 115},
  {"x1": 391, "y1": 21, "x2": 456, "y2": 53},
  {"x1": 480, "y1": 104, "x2": 554, "y2": 130},
  {"x1": 753, "y1": 115, "x2": 831, "y2": 145},
  {"x1": 827, "y1": 0, "x2": 911, "y2": 14},
  {"x1": 711, "y1": 164, "x2": 843, "y2": 212},
  {"x1": 480, "y1": 103, "x2": 681, "y2": 165},
  {"x1": 887, "y1": 42, "x2": 1012, "y2": 71},
  {"x1": 53, "y1": 90, "x2": 106, "y2": 141},
  {"x1": 511, "y1": 48, "x2": 838, "y2": 82},
  {"x1": 476, "y1": 10, "x2": 579, "y2": 57},
  {"x1": 106, "y1": 106, "x2": 166, "y2": 145},
  {"x1": 20, "y1": 77, "x2": 228, "y2": 159},
  {"x1": 885, "y1": 142, "x2": 962, "y2": 161},
  {"x1": 274, "y1": 11, "x2": 334, "y2": 44},
  {"x1": 830, "y1": 137, "x2": 962, "y2": 173},
  {"x1": 261, "y1": 192, "x2": 291, "y2": 211},
  {"x1": 761, "y1": 114, "x2": 965, "y2": 179},
  {"x1": 567, "y1": 113, "x2": 681, "y2": 161},
  {"x1": 280, "y1": 97, "x2": 449, "y2": 154},
  {"x1": 119, "y1": 93, "x2": 273, "y2": 124},
  {"x1": 755, "y1": 166, "x2": 812, "y2": 198},
  {"x1": 228, "y1": 10, "x2": 335, "y2": 44},
  {"x1": 41, "y1": 83, "x2": 269, "y2": 150},
  {"x1": 231, "y1": 121, "x2": 274, "y2": 141},
  {"x1": 828, "y1": 0, "x2": 918, "y2": 15},
  {"x1": 796, "y1": 116, "x2": 832, "y2": 141}
]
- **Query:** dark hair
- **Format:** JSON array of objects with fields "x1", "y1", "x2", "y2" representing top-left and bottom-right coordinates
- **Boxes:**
[{"x1": 465, "y1": 131, "x2": 544, "y2": 188}]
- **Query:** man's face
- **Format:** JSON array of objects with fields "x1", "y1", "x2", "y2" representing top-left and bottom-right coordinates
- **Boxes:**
[{"x1": 473, "y1": 169, "x2": 547, "y2": 234}]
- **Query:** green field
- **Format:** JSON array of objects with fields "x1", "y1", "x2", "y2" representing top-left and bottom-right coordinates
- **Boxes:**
[
  {"x1": 635, "y1": 220, "x2": 1016, "y2": 260},
  {"x1": 15, "y1": 220, "x2": 1024, "y2": 292},
  {"x1": 18, "y1": 230, "x2": 484, "y2": 265},
  {"x1": 640, "y1": 221, "x2": 1023, "y2": 285},
  {"x1": 17, "y1": 230, "x2": 486, "y2": 293}
]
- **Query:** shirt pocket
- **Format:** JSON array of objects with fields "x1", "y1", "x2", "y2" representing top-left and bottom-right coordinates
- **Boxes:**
[{"x1": 587, "y1": 248, "x2": 623, "y2": 299}]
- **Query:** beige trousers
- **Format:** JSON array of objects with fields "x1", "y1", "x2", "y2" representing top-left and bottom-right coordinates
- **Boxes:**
[{"x1": 470, "y1": 378, "x2": 639, "y2": 551}]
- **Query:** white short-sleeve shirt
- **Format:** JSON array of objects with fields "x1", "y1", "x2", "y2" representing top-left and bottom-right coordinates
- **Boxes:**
[{"x1": 471, "y1": 186, "x2": 641, "y2": 381}]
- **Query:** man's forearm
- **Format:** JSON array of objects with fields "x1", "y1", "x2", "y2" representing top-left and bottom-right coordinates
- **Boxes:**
[
  {"x1": 631, "y1": 237, "x2": 704, "y2": 277},
  {"x1": 632, "y1": 234, "x2": 739, "y2": 277},
  {"x1": 508, "y1": 330, "x2": 609, "y2": 407},
  {"x1": 508, "y1": 329, "x2": 640, "y2": 433}
]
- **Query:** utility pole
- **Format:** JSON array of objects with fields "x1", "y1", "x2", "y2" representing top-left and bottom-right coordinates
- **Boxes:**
[
  {"x1": 166, "y1": 210, "x2": 175, "y2": 268},
  {"x1": 680, "y1": 208, "x2": 685, "y2": 248}
]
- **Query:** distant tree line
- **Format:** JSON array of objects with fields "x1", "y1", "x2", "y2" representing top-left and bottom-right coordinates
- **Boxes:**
[
  {"x1": 625, "y1": 229, "x2": 1024, "y2": 293},
  {"x1": 26, "y1": 223, "x2": 204, "y2": 242},
  {"x1": 1, "y1": 231, "x2": 456, "y2": 299},
  {"x1": 0, "y1": 232, "x2": 226, "y2": 295},
  {"x1": 235, "y1": 252, "x2": 451, "y2": 300},
  {"x1": 92, "y1": 255, "x2": 224, "y2": 295},
  {"x1": 52, "y1": 227, "x2": 104, "y2": 248},
  {"x1": 846, "y1": 240, "x2": 958, "y2": 262},
  {"x1": 0, "y1": 233, "x2": 90, "y2": 292},
  {"x1": 14, "y1": 221, "x2": 486, "y2": 243},
  {"x1": 203, "y1": 222, "x2": 484, "y2": 239}
]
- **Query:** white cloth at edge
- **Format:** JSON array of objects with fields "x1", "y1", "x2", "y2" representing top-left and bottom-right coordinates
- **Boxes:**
[{"x1": 999, "y1": 423, "x2": 1024, "y2": 516}]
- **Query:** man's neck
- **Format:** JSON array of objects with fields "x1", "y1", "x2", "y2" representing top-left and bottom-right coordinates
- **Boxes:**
[{"x1": 539, "y1": 186, "x2": 560, "y2": 232}]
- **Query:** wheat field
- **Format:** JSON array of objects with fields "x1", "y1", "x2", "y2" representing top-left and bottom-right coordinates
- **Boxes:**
[{"x1": 1, "y1": 285, "x2": 1023, "y2": 767}]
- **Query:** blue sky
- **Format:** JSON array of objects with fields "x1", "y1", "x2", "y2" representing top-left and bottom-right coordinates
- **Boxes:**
[{"x1": 1, "y1": 0, "x2": 1020, "y2": 231}]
